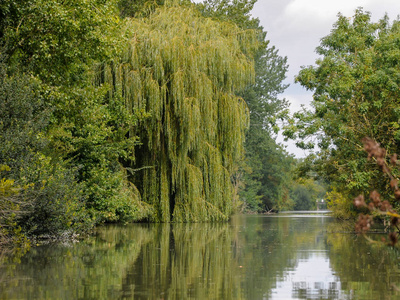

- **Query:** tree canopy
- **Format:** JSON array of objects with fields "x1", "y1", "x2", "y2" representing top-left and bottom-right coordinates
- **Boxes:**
[
  {"x1": 284, "y1": 9, "x2": 400, "y2": 204},
  {"x1": 98, "y1": 2, "x2": 259, "y2": 221},
  {"x1": 196, "y1": 0, "x2": 293, "y2": 211}
]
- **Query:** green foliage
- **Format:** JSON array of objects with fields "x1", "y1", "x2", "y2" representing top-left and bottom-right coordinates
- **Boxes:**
[
  {"x1": 1, "y1": 0, "x2": 152, "y2": 229},
  {"x1": 326, "y1": 188, "x2": 357, "y2": 220},
  {"x1": 240, "y1": 44, "x2": 291, "y2": 212},
  {"x1": 1, "y1": 0, "x2": 120, "y2": 86},
  {"x1": 118, "y1": 0, "x2": 165, "y2": 18},
  {"x1": 0, "y1": 165, "x2": 30, "y2": 249},
  {"x1": 0, "y1": 65, "x2": 50, "y2": 171},
  {"x1": 18, "y1": 155, "x2": 91, "y2": 236},
  {"x1": 197, "y1": 0, "x2": 292, "y2": 212},
  {"x1": 83, "y1": 162, "x2": 153, "y2": 223},
  {"x1": 196, "y1": 0, "x2": 259, "y2": 29},
  {"x1": 0, "y1": 0, "x2": 295, "y2": 253},
  {"x1": 46, "y1": 83, "x2": 150, "y2": 223},
  {"x1": 241, "y1": 134, "x2": 294, "y2": 211},
  {"x1": 97, "y1": 3, "x2": 258, "y2": 222},
  {"x1": 0, "y1": 68, "x2": 94, "y2": 240},
  {"x1": 284, "y1": 8, "x2": 400, "y2": 205},
  {"x1": 292, "y1": 185, "x2": 313, "y2": 210},
  {"x1": 290, "y1": 177, "x2": 326, "y2": 211}
]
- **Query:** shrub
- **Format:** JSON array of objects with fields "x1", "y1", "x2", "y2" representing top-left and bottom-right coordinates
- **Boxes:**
[
  {"x1": 84, "y1": 163, "x2": 152, "y2": 223},
  {"x1": 0, "y1": 165, "x2": 30, "y2": 249},
  {"x1": 0, "y1": 67, "x2": 94, "y2": 240},
  {"x1": 326, "y1": 188, "x2": 356, "y2": 220},
  {"x1": 18, "y1": 155, "x2": 94, "y2": 237}
]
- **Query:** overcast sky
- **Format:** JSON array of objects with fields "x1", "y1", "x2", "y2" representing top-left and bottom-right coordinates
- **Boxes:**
[{"x1": 249, "y1": 0, "x2": 400, "y2": 156}]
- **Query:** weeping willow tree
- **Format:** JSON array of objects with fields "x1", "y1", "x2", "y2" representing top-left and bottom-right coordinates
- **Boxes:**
[{"x1": 96, "y1": 2, "x2": 258, "y2": 222}]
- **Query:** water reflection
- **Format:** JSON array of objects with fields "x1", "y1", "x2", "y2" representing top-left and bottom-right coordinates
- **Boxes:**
[
  {"x1": 1, "y1": 214, "x2": 400, "y2": 299},
  {"x1": 271, "y1": 251, "x2": 341, "y2": 299}
]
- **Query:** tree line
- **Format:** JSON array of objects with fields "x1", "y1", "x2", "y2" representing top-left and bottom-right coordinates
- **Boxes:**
[{"x1": 0, "y1": 0, "x2": 323, "y2": 250}]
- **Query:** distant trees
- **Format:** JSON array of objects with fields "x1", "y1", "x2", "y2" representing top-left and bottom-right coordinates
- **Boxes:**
[{"x1": 291, "y1": 178, "x2": 326, "y2": 211}]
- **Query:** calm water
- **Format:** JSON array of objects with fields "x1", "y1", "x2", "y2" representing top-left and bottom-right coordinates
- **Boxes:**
[{"x1": 1, "y1": 213, "x2": 400, "y2": 299}]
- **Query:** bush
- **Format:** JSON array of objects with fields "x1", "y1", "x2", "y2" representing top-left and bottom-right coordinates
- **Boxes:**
[
  {"x1": 0, "y1": 67, "x2": 94, "y2": 240},
  {"x1": 18, "y1": 155, "x2": 94, "y2": 236},
  {"x1": 326, "y1": 188, "x2": 356, "y2": 220},
  {"x1": 84, "y1": 162, "x2": 152, "y2": 223},
  {"x1": 0, "y1": 165, "x2": 30, "y2": 249}
]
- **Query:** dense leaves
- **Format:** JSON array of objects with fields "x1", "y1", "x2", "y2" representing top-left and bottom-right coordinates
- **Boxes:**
[
  {"x1": 0, "y1": 0, "x2": 313, "y2": 252},
  {"x1": 0, "y1": 0, "x2": 147, "y2": 246},
  {"x1": 197, "y1": 0, "x2": 294, "y2": 212},
  {"x1": 98, "y1": 3, "x2": 258, "y2": 222},
  {"x1": 284, "y1": 9, "x2": 400, "y2": 205},
  {"x1": 1, "y1": 0, "x2": 120, "y2": 85},
  {"x1": 0, "y1": 68, "x2": 91, "y2": 246}
]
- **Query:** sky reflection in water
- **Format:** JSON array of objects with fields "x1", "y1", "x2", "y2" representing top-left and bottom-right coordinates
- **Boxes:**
[{"x1": 271, "y1": 251, "x2": 341, "y2": 299}]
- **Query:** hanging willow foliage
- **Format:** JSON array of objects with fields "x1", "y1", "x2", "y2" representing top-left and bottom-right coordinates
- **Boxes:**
[{"x1": 96, "y1": 2, "x2": 258, "y2": 222}]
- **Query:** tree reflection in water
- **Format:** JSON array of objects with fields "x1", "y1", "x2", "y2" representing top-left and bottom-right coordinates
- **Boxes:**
[{"x1": 1, "y1": 215, "x2": 400, "y2": 299}]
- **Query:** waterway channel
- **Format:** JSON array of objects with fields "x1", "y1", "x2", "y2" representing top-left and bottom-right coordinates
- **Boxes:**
[{"x1": 1, "y1": 213, "x2": 400, "y2": 299}]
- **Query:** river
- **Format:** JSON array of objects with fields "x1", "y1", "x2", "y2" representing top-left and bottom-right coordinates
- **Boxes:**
[{"x1": 1, "y1": 213, "x2": 400, "y2": 299}]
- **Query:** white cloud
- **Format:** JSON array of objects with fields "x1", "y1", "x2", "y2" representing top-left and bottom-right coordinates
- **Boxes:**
[
  {"x1": 284, "y1": 0, "x2": 373, "y2": 19},
  {"x1": 251, "y1": 0, "x2": 400, "y2": 156},
  {"x1": 194, "y1": 0, "x2": 400, "y2": 156},
  {"x1": 253, "y1": 0, "x2": 400, "y2": 76}
]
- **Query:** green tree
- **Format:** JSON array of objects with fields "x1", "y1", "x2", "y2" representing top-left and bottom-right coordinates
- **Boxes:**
[
  {"x1": 291, "y1": 177, "x2": 326, "y2": 211},
  {"x1": 197, "y1": 0, "x2": 292, "y2": 212},
  {"x1": 0, "y1": 0, "x2": 120, "y2": 86},
  {"x1": 118, "y1": 0, "x2": 165, "y2": 18},
  {"x1": 196, "y1": 0, "x2": 259, "y2": 28},
  {"x1": 240, "y1": 47, "x2": 292, "y2": 212},
  {"x1": 284, "y1": 8, "x2": 400, "y2": 205},
  {"x1": 97, "y1": 2, "x2": 258, "y2": 222},
  {"x1": 0, "y1": 66, "x2": 93, "y2": 239},
  {"x1": 0, "y1": 165, "x2": 30, "y2": 249},
  {"x1": 0, "y1": 0, "x2": 153, "y2": 239},
  {"x1": 291, "y1": 184, "x2": 313, "y2": 210}
]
